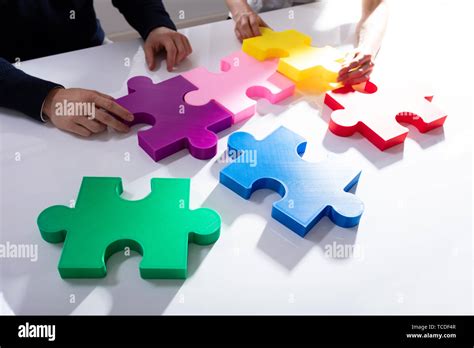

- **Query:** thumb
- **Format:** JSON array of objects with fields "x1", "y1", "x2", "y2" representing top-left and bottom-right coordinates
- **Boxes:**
[{"x1": 144, "y1": 43, "x2": 156, "y2": 71}]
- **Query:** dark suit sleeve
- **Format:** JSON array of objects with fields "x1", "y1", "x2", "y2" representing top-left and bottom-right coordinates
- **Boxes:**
[
  {"x1": 112, "y1": 0, "x2": 177, "y2": 40},
  {"x1": 0, "y1": 58, "x2": 63, "y2": 122}
]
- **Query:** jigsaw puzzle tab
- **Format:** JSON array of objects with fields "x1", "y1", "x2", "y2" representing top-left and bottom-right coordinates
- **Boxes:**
[
  {"x1": 219, "y1": 127, "x2": 364, "y2": 237},
  {"x1": 183, "y1": 50, "x2": 295, "y2": 124},
  {"x1": 37, "y1": 177, "x2": 221, "y2": 279},
  {"x1": 324, "y1": 80, "x2": 447, "y2": 150},
  {"x1": 116, "y1": 75, "x2": 233, "y2": 161},
  {"x1": 242, "y1": 27, "x2": 345, "y2": 89}
]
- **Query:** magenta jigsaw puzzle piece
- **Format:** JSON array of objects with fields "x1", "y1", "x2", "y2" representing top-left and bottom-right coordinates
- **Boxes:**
[
  {"x1": 116, "y1": 75, "x2": 233, "y2": 161},
  {"x1": 182, "y1": 51, "x2": 295, "y2": 124}
]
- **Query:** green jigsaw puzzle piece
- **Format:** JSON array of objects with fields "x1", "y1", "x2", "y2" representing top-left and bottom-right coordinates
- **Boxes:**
[{"x1": 37, "y1": 177, "x2": 221, "y2": 279}]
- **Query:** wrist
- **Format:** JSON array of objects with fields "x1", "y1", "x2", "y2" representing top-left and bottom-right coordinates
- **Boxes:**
[
  {"x1": 356, "y1": 29, "x2": 382, "y2": 59},
  {"x1": 42, "y1": 87, "x2": 63, "y2": 121},
  {"x1": 145, "y1": 26, "x2": 175, "y2": 41},
  {"x1": 354, "y1": 40, "x2": 377, "y2": 58},
  {"x1": 228, "y1": 1, "x2": 254, "y2": 19},
  {"x1": 151, "y1": 26, "x2": 174, "y2": 35}
]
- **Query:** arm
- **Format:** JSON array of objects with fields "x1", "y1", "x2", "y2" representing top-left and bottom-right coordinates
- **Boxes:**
[
  {"x1": 0, "y1": 57, "x2": 62, "y2": 122},
  {"x1": 112, "y1": 0, "x2": 192, "y2": 71},
  {"x1": 338, "y1": 0, "x2": 389, "y2": 86},
  {"x1": 357, "y1": 0, "x2": 389, "y2": 58},
  {"x1": 226, "y1": 0, "x2": 270, "y2": 41},
  {"x1": 0, "y1": 58, "x2": 133, "y2": 136},
  {"x1": 112, "y1": 0, "x2": 176, "y2": 39}
]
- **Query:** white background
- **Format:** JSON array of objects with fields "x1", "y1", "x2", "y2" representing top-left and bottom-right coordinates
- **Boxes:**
[{"x1": 0, "y1": 0, "x2": 473, "y2": 314}]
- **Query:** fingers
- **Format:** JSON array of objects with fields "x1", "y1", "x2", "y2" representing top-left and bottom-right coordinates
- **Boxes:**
[
  {"x1": 339, "y1": 52, "x2": 372, "y2": 77},
  {"x1": 235, "y1": 12, "x2": 267, "y2": 41},
  {"x1": 66, "y1": 122, "x2": 92, "y2": 137},
  {"x1": 248, "y1": 14, "x2": 261, "y2": 37},
  {"x1": 344, "y1": 75, "x2": 371, "y2": 86},
  {"x1": 340, "y1": 70, "x2": 372, "y2": 86},
  {"x1": 339, "y1": 62, "x2": 374, "y2": 86},
  {"x1": 75, "y1": 117, "x2": 107, "y2": 134},
  {"x1": 338, "y1": 53, "x2": 374, "y2": 85},
  {"x1": 155, "y1": 34, "x2": 192, "y2": 71},
  {"x1": 94, "y1": 91, "x2": 115, "y2": 101},
  {"x1": 47, "y1": 88, "x2": 135, "y2": 137},
  {"x1": 235, "y1": 28, "x2": 243, "y2": 42},
  {"x1": 174, "y1": 35, "x2": 188, "y2": 65},
  {"x1": 144, "y1": 27, "x2": 192, "y2": 72},
  {"x1": 179, "y1": 34, "x2": 193, "y2": 60},
  {"x1": 341, "y1": 59, "x2": 373, "y2": 80},
  {"x1": 182, "y1": 35, "x2": 193, "y2": 57},
  {"x1": 94, "y1": 108, "x2": 130, "y2": 133},
  {"x1": 93, "y1": 94, "x2": 134, "y2": 122},
  {"x1": 144, "y1": 43, "x2": 157, "y2": 71},
  {"x1": 238, "y1": 15, "x2": 253, "y2": 40},
  {"x1": 92, "y1": 93, "x2": 133, "y2": 133},
  {"x1": 161, "y1": 37, "x2": 178, "y2": 72}
]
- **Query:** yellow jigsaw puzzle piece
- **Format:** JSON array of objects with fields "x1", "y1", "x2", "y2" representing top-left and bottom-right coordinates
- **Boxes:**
[{"x1": 243, "y1": 27, "x2": 345, "y2": 91}]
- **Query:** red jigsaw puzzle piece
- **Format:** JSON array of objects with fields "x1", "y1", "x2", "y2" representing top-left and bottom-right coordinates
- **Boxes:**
[{"x1": 324, "y1": 81, "x2": 447, "y2": 150}]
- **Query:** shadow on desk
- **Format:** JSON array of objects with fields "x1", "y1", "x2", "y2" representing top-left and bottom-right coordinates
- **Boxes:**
[
  {"x1": 301, "y1": 102, "x2": 447, "y2": 170},
  {"x1": 1, "y1": 243, "x2": 219, "y2": 315},
  {"x1": 1, "y1": 227, "x2": 215, "y2": 315},
  {"x1": 203, "y1": 157, "x2": 359, "y2": 272}
]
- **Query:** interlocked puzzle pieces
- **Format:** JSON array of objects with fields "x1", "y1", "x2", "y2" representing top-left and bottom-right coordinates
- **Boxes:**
[
  {"x1": 37, "y1": 177, "x2": 221, "y2": 279},
  {"x1": 324, "y1": 80, "x2": 448, "y2": 150},
  {"x1": 116, "y1": 75, "x2": 233, "y2": 161},
  {"x1": 220, "y1": 127, "x2": 364, "y2": 237},
  {"x1": 242, "y1": 27, "x2": 345, "y2": 90},
  {"x1": 183, "y1": 50, "x2": 295, "y2": 124}
]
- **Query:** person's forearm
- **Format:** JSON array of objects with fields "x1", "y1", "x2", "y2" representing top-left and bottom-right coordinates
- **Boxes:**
[
  {"x1": 226, "y1": 0, "x2": 253, "y2": 17},
  {"x1": 0, "y1": 58, "x2": 62, "y2": 121},
  {"x1": 356, "y1": 0, "x2": 389, "y2": 57}
]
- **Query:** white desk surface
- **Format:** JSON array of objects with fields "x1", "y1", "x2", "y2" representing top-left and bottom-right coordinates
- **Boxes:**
[{"x1": 1, "y1": 0, "x2": 472, "y2": 315}]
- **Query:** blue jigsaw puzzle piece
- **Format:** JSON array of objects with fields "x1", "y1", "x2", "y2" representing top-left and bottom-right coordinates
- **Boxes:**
[{"x1": 219, "y1": 127, "x2": 364, "y2": 237}]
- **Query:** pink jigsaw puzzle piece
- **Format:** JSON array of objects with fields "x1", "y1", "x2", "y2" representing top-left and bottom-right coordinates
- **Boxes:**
[
  {"x1": 182, "y1": 50, "x2": 295, "y2": 124},
  {"x1": 324, "y1": 80, "x2": 447, "y2": 151},
  {"x1": 116, "y1": 75, "x2": 233, "y2": 161}
]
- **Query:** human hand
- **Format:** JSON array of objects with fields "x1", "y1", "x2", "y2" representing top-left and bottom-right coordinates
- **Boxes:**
[
  {"x1": 144, "y1": 26, "x2": 192, "y2": 72},
  {"x1": 42, "y1": 88, "x2": 134, "y2": 137},
  {"x1": 233, "y1": 11, "x2": 269, "y2": 41},
  {"x1": 338, "y1": 49, "x2": 375, "y2": 86}
]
